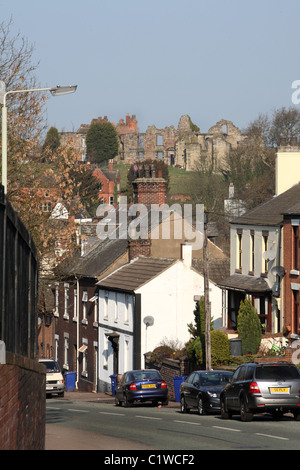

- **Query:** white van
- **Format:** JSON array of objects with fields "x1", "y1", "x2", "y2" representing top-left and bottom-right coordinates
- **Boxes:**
[{"x1": 39, "y1": 359, "x2": 64, "y2": 397}]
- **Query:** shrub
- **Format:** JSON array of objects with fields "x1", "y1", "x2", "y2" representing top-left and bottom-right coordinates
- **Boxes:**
[
  {"x1": 211, "y1": 330, "x2": 231, "y2": 366},
  {"x1": 186, "y1": 337, "x2": 203, "y2": 365},
  {"x1": 237, "y1": 298, "x2": 262, "y2": 355}
]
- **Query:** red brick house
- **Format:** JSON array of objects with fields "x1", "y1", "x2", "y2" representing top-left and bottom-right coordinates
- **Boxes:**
[
  {"x1": 283, "y1": 202, "x2": 300, "y2": 334},
  {"x1": 92, "y1": 160, "x2": 121, "y2": 204}
]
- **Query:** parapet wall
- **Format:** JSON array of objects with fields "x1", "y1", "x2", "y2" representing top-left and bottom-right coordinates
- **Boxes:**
[{"x1": 0, "y1": 352, "x2": 46, "y2": 450}]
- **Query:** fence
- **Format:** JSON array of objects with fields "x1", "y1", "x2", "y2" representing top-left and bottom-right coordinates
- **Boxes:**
[{"x1": 0, "y1": 185, "x2": 38, "y2": 359}]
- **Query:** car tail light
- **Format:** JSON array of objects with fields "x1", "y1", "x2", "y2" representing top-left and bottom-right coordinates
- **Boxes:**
[
  {"x1": 129, "y1": 383, "x2": 137, "y2": 390},
  {"x1": 161, "y1": 381, "x2": 167, "y2": 388},
  {"x1": 249, "y1": 381, "x2": 260, "y2": 393}
]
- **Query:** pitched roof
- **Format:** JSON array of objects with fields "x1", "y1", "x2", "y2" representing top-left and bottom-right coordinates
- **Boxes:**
[
  {"x1": 192, "y1": 258, "x2": 230, "y2": 285},
  {"x1": 217, "y1": 274, "x2": 271, "y2": 293},
  {"x1": 231, "y1": 183, "x2": 300, "y2": 226},
  {"x1": 97, "y1": 257, "x2": 176, "y2": 292},
  {"x1": 57, "y1": 237, "x2": 128, "y2": 279}
]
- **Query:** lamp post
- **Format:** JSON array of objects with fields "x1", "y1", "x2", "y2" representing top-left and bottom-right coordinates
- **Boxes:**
[{"x1": 0, "y1": 83, "x2": 77, "y2": 194}]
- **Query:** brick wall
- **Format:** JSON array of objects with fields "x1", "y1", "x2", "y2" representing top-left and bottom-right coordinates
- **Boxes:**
[
  {"x1": 132, "y1": 178, "x2": 167, "y2": 206},
  {"x1": 0, "y1": 352, "x2": 45, "y2": 450},
  {"x1": 128, "y1": 239, "x2": 151, "y2": 260}
]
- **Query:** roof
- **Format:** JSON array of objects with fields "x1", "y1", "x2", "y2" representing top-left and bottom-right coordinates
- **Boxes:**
[
  {"x1": 231, "y1": 183, "x2": 300, "y2": 226},
  {"x1": 97, "y1": 257, "x2": 176, "y2": 292},
  {"x1": 56, "y1": 237, "x2": 128, "y2": 279},
  {"x1": 217, "y1": 274, "x2": 271, "y2": 293},
  {"x1": 192, "y1": 258, "x2": 230, "y2": 285}
]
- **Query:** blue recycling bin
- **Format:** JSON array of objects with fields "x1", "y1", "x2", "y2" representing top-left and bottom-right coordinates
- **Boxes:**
[
  {"x1": 172, "y1": 375, "x2": 187, "y2": 402},
  {"x1": 110, "y1": 374, "x2": 118, "y2": 395},
  {"x1": 65, "y1": 371, "x2": 76, "y2": 391}
]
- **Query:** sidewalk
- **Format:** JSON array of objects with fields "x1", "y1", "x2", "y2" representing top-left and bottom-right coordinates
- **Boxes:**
[{"x1": 45, "y1": 391, "x2": 179, "y2": 450}]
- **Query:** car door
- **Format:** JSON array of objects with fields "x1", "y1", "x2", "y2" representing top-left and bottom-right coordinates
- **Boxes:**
[
  {"x1": 189, "y1": 373, "x2": 201, "y2": 408},
  {"x1": 226, "y1": 365, "x2": 246, "y2": 410},
  {"x1": 182, "y1": 373, "x2": 196, "y2": 408}
]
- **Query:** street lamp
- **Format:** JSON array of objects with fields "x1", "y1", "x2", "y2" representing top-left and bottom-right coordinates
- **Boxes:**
[{"x1": 0, "y1": 83, "x2": 77, "y2": 194}]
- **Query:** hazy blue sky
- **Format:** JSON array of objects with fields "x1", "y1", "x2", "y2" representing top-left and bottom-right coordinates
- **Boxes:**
[{"x1": 2, "y1": 0, "x2": 300, "y2": 134}]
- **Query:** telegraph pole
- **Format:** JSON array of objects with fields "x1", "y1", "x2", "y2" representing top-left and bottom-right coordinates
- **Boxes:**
[{"x1": 203, "y1": 210, "x2": 211, "y2": 370}]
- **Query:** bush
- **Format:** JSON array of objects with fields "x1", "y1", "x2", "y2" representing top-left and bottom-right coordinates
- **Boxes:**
[
  {"x1": 186, "y1": 337, "x2": 203, "y2": 365},
  {"x1": 237, "y1": 299, "x2": 262, "y2": 355},
  {"x1": 211, "y1": 330, "x2": 231, "y2": 366}
]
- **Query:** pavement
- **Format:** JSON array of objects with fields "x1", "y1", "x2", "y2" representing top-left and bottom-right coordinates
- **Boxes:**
[{"x1": 45, "y1": 391, "x2": 179, "y2": 450}]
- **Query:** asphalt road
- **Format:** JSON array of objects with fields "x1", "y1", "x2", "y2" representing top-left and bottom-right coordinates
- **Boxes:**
[{"x1": 45, "y1": 395, "x2": 300, "y2": 451}]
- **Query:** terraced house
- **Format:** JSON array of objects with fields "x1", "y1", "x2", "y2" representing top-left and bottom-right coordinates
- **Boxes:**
[{"x1": 219, "y1": 139, "x2": 300, "y2": 335}]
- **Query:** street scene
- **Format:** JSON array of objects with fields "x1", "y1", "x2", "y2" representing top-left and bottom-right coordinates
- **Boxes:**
[{"x1": 1, "y1": 0, "x2": 300, "y2": 454}]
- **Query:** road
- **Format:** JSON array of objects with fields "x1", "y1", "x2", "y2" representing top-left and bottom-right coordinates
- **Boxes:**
[{"x1": 46, "y1": 397, "x2": 300, "y2": 451}]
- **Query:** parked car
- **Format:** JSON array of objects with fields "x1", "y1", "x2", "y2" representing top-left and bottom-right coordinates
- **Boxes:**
[
  {"x1": 180, "y1": 370, "x2": 233, "y2": 415},
  {"x1": 115, "y1": 369, "x2": 168, "y2": 407},
  {"x1": 220, "y1": 362, "x2": 300, "y2": 421},
  {"x1": 39, "y1": 359, "x2": 64, "y2": 397}
]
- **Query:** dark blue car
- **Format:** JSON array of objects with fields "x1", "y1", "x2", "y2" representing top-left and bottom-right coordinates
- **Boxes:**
[
  {"x1": 180, "y1": 370, "x2": 233, "y2": 415},
  {"x1": 115, "y1": 369, "x2": 168, "y2": 407}
]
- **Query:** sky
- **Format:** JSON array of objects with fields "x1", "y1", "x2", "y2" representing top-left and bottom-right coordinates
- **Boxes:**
[{"x1": 2, "y1": 0, "x2": 300, "y2": 134}]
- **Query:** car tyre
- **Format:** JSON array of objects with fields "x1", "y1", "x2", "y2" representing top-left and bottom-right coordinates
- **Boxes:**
[
  {"x1": 180, "y1": 395, "x2": 190, "y2": 413},
  {"x1": 124, "y1": 394, "x2": 132, "y2": 408},
  {"x1": 220, "y1": 396, "x2": 231, "y2": 419},
  {"x1": 240, "y1": 397, "x2": 253, "y2": 422},
  {"x1": 293, "y1": 410, "x2": 300, "y2": 421},
  {"x1": 198, "y1": 397, "x2": 206, "y2": 415}
]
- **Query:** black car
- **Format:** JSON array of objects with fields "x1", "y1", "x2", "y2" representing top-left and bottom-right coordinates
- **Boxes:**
[
  {"x1": 115, "y1": 369, "x2": 168, "y2": 407},
  {"x1": 220, "y1": 362, "x2": 300, "y2": 422},
  {"x1": 180, "y1": 370, "x2": 233, "y2": 415}
]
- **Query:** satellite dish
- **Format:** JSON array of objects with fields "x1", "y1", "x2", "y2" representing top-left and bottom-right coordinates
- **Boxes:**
[
  {"x1": 263, "y1": 250, "x2": 275, "y2": 261},
  {"x1": 143, "y1": 316, "x2": 154, "y2": 327},
  {"x1": 270, "y1": 266, "x2": 286, "y2": 278}
]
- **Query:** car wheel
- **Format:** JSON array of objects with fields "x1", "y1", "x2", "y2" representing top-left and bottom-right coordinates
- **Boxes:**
[
  {"x1": 124, "y1": 394, "x2": 132, "y2": 408},
  {"x1": 240, "y1": 397, "x2": 253, "y2": 422},
  {"x1": 220, "y1": 396, "x2": 231, "y2": 419},
  {"x1": 293, "y1": 410, "x2": 300, "y2": 421},
  {"x1": 162, "y1": 398, "x2": 168, "y2": 406},
  {"x1": 180, "y1": 395, "x2": 190, "y2": 413},
  {"x1": 115, "y1": 396, "x2": 122, "y2": 406},
  {"x1": 198, "y1": 397, "x2": 206, "y2": 415}
]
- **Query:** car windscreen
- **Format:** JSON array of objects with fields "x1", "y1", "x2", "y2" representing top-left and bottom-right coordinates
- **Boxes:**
[
  {"x1": 131, "y1": 371, "x2": 161, "y2": 381},
  {"x1": 42, "y1": 361, "x2": 60, "y2": 373},
  {"x1": 255, "y1": 365, "x2": 300, "y2": 380},
  {"x1": 200, "y1": 372, "x2": 232, "y2": 386}
]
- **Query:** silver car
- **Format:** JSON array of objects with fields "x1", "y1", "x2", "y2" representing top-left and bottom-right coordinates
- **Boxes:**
[{"x1": 220, "y1": 362, "x2": 300, "y2": 421}]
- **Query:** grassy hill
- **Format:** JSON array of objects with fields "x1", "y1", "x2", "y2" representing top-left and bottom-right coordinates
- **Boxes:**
[{"x1": 113, "y1": 163, "x2": 195, "y2": 198}]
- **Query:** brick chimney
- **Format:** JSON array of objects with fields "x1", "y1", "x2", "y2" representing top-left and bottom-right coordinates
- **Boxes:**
[
  {"x1": 128, "y1": 238, "x2": 152, "y2": 261},
  {"x1": 108, "y1": 159, "x2": 114, "y2": 171},
  {"x1": 132, "y1": 163, "x2": 167, "y2": 206}
]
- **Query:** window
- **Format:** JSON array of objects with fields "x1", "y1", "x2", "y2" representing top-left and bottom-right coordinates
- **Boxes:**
[
  {"x1": 114, "y1": 292, "x2": 118, "y2": 322},
  {"x1": 125, "y1": 294, "x2": 129, "y2": 323},
  {"x1": 40, "y1": 201, "x2": 52, "y2": 212},
  {"x1": 73, "y1": 288, "x2": 77, "y2": 320},
  {"x1": 236, "y1": 229, "x2": 243, "y2": 271},
  {"x1": 262, "y1": 231, "x2": 269, "y2": 273},
  {"x1": 250, "y1": 231, "x2": 255, "y2": 273},
  {"x1": 64, "y1": 283, "x2": 69, "y2": 318},
  {"x1": 293, "y1": 224, "x2": 299, "y2": 271},
  {"x1": 82, "y1": 290, "x2": 88, "y2": 324},
  {"x1": 55, "y1": 283, "x2": 59, "y2": 316},
  {"x1": 64, "y1": 334, "x2": 69, "y2": 369},
  {"x1": 157, "y1": 151, "x2": 163, "y2": 160},
  {"x1": 156, "y1": 135, "x2": 163, "y2": 146},
  {"x1": 103, "y1": 335, "x2": 108, "y2": 369},
  {"x1": 104, "y1": 291, "x2": 109, "y2": 319}
]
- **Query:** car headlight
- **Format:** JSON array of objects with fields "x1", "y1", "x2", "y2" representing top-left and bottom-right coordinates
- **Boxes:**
[{"x1": 207, "y1": 392, "x2": 217, "y2": 398}]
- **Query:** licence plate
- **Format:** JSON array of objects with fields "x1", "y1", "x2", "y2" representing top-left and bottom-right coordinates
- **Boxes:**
[
  {"x1": 142, "y1": 384, "x2": 156, "y2": 389},
  {"x1": 270, "y1": 387, "x2": 289, "y2": 393}
]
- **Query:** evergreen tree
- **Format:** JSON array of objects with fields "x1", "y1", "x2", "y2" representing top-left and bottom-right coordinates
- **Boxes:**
[
  {"x1": 86, "y1": 121, "x2": 119, "y2": 164},
  {"x1": 237, "y1": 298, "x2": 262, "y2": 354}
]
